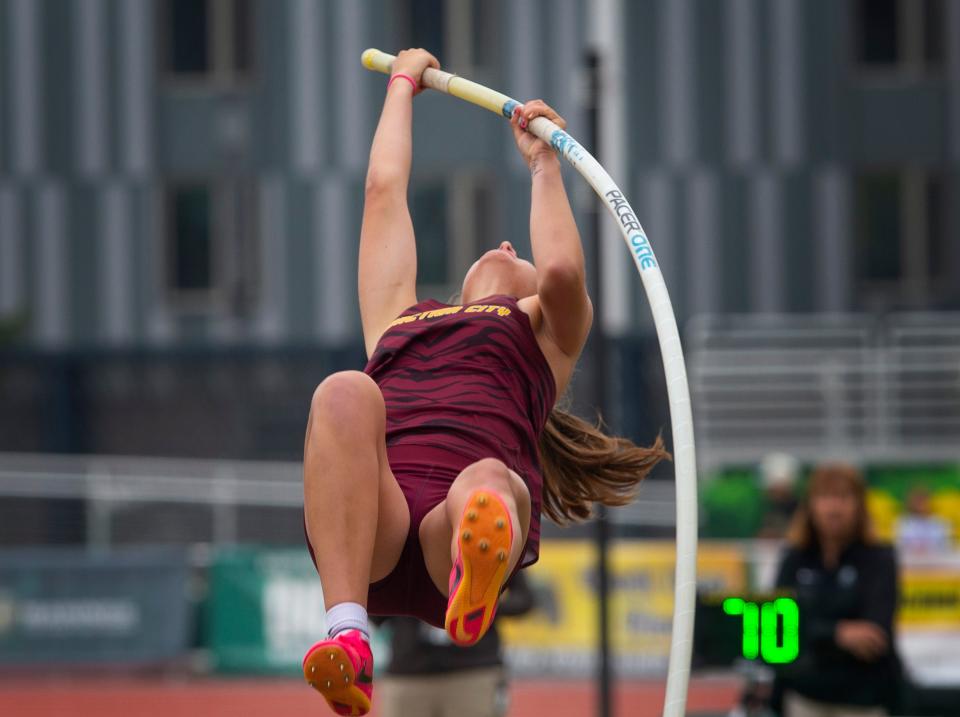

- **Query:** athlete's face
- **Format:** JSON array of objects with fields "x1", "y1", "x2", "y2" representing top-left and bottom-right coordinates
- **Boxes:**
[{"x1": 461, "y1": 241, "x2": 538, "y2": 304}]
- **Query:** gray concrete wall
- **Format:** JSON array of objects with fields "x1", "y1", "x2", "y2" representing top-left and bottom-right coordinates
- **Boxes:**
[{"x1": 0, "y1": 0, "x2": 956, "y2": 351}]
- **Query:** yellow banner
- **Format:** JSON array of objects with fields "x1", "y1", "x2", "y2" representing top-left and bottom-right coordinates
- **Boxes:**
[
  {"x1": 499, "y1": 540, "x2": 746, "y2": 660},
  {"x1": 899, "y1": 568, "x2": 960, "y2": 626}
]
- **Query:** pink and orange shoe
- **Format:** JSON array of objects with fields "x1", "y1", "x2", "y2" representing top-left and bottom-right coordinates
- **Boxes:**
[
  {"x1": 302, "y1": 629, "x2": 374, "y2": 716},
  {"x1": 444, "y1": 489, "x2": 515, "y2": 647}
]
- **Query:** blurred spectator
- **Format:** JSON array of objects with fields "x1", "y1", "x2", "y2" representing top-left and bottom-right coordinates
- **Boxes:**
[
  {"x1": 757, "y1": 453, "x2": 800, "y2": 539},
  {"x1": 773, "y1": 464, "x2": 901, "y2": 717},
  {"x1": 895, "y1": 487, "x2": 952, "y2": 555},
  {"x1": 378, "y1": 572, "x2": 534, "y2": 717}
]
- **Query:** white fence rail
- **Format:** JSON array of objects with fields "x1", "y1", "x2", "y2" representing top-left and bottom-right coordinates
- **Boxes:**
[
  {"x1": 0, "y1": 453, "x2": 303, "y2": 547},
  {"x1": 687, "y1": 313, "x2": 960, "y2": 473},
  {"x1": 0, "y1": 450, "x2": 677, "y2": 549}
]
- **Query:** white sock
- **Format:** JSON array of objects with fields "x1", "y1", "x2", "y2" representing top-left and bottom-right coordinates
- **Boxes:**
[{"x1": 325, "y1": 602, "x2": 369, "y2": 639}]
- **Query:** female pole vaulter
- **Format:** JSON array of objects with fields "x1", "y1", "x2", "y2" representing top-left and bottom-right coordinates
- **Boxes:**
[{"x1": 301, "y1": 48, "x2": 667, "y2": 716}]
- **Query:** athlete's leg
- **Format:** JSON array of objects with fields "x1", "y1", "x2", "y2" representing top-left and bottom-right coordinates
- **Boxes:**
[
  {"x1": 304, "y1": 370, "x2": 410, "y2": 609},
  {"x1": 420, "y1": 458, "x2": 531, "y2": 645},
  {"x1": 303, "y1": 372, "x2": 409, "y2": 713},
  {"x1": 419, "y1": 458, "x2": 531, "y2": 593}
]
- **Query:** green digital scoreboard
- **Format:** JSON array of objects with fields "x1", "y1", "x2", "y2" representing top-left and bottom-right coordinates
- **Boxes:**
[
  {"x1": 694, "y1": 593, "x2": 800, "y2": 667},
  {"x1": 722, "y1": 597, "x2": 799, "y2": 663}
]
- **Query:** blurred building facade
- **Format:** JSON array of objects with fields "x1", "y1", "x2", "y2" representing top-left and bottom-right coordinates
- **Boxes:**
[{"x1": 0, "y1": 0, "x2": 958, "y2": 458}]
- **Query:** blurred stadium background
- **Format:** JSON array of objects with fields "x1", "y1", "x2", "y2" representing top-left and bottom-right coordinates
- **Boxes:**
[{"x1": 1, "y1": 0, "x2": 959, "y2": 715}]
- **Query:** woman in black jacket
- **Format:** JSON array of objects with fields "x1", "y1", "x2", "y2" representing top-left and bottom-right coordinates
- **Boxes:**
[{"x1": 774, "y1": 464, "x2": 901, "y2": 717}]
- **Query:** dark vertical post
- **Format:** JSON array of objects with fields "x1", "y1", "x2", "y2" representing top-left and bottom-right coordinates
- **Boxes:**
[{"x1": 584, "y1": 48, "x2": 613, "y2": 717}]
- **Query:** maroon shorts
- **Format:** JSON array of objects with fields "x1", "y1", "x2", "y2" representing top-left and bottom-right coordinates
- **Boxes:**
[
  {"x1": 305, "y1": 443, "x2": 535, "y2": 628},
  {"x1": 369, "y1": 444, "x2": 465, "y2": 627}
]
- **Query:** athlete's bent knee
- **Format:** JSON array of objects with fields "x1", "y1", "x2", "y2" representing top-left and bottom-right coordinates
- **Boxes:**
[
  {"x1": 461, "y1": 458, "x2": 510, "y2": 483},
  {"x1": 309, "y1": 371, "x2": 384, "y2": 433},
  {"x1": 459, "y1": 458, "x2": 527, "y2": 502}
]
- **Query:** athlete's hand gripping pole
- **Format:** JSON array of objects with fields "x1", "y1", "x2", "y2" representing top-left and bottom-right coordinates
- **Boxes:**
[{"x1": 362, "y1": 48, "x2": 699, "y2": 717}]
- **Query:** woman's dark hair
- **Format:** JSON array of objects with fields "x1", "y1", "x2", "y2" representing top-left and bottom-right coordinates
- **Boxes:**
[
  {"x1": 537, "y1": 406, "x2": 670, "y2": 524},
  {"x1": 786, "y1": 463, "x2": 876, "y2": 549}
]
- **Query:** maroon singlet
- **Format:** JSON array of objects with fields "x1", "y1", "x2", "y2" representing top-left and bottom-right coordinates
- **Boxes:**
[{"x1": 362, "y1": 294, "x2": 556, "y2": 626}]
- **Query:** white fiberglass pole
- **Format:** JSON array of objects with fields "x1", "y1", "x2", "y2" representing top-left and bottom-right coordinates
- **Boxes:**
[{"x1": 362, "y1": 49, "x2": 698, "y2": 717}]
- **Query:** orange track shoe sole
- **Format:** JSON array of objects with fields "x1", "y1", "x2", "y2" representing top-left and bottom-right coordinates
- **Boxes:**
[
  {"x1": 444, "y1": 489, "x2": 514, "y2": 647},
  {"x1": 302, "y1": 638, "x2": 373, "y2": 716}
]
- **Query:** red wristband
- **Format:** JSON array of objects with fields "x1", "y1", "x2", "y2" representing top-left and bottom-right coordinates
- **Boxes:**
[{"x1": 388, "y1": 73, "x2": 418, "y2": 92}]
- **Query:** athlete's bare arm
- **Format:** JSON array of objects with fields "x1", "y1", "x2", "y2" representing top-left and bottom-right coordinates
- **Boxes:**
[
  {"x1": 512, "y1": 101, "x2": 593, "y2": 361},
  {"x1": 358, "y1": 49, "x2": 439, "y2": 358}
]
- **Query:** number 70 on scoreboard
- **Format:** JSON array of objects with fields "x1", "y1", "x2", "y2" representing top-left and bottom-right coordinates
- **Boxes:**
[{"x1": 722, "y1": 597, "x2": 800, "y2": 664}]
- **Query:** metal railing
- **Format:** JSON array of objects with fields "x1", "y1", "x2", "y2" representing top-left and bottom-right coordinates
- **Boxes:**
[
  {"x1": 0, "y1": 452, "x2": 304, "y2": 547},
  {"x1": 0, "y1": 450, "x2": 678, "y2": 550},
  {"x1": 687, "y1": 313, "x2": 960, "y2": 473}
]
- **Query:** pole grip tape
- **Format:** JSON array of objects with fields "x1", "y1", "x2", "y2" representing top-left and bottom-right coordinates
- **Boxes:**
[{"x1": 362, "y1": 48, "x2": 518, "y2": 120}]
